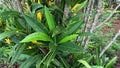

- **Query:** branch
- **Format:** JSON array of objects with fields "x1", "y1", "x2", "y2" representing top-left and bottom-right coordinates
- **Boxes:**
[
  {"x1": 99, "y1": 29, "x2": 120, "y2": 57},
  {"x1": 95, "y1": 3, "x2": 120, "y2": 30},
  {"x1": 84, "y1": 0, "x2": 102, "y2": 49},
  {"x1": 14, "y1": 0, "x2": 23, "y2": 13},
  {"x1": 64, "y1": 4, "x2": 69, "y2": 19},
  {"x1": 81, "y1": 0, "x2": 94, "y2": 46}
]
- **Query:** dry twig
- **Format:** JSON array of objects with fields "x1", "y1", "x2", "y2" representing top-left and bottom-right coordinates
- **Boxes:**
[
  {"x1": 95, "y1": 3, "x2": 120, "y2": 30},
  {"x1": 99, "y1": 29, "x2": 120, "y2": 57}
]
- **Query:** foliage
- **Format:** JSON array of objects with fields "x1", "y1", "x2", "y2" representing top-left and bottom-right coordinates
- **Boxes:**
[{"x1": 0, "y1": 0, "x2": 119, "y2": 68}]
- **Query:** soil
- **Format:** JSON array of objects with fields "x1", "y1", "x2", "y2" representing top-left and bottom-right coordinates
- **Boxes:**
[
  {"x1": 0, "y1": 61, "x2": 19, "y2": 68},
  {"x1": 103, "y1": 20, "x2": 120, "y2": 68},
  {"x1": 103, "y1": 20, "x2": 120, "y2": 34}
]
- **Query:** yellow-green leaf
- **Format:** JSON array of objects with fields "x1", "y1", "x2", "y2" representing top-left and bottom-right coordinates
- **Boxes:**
[
  {"x1": 20, "y1": 32, "x2": 51, "y2": 43},
  {"x1": 105, "y1": 56, "x2": 117, "y2": 68},
  {"x1": 0, "y1": 31, "x2": 15, "y2": 40},
  {"x1": 78, "y1": 60, "x2": 91, "y2": 68},
  {"x1": 44, "y1": 6, "x2": 55, "y2": 32},
  {"x1": 59, "y1": 34, "x2": 78, "y2": 44}
]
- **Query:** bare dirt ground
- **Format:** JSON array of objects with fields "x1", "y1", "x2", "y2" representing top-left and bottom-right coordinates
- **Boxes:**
[
  {"x1": 103, "y1": 20, "x2": 120, "y2": 34},
  {"x1": 0, "y1": 61, "x2": 19, "y2": 68},
  {"x1": 113, "y1": 20, "x2": 120, "y2": 68},
  {"x1": 103, "y1": 19, "x2": 120, "y2": 68}
]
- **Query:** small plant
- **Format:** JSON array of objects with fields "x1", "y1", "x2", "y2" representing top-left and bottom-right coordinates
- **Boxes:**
[{"x1": 0, "y1": 0, "x2": 119, "y2": 68}]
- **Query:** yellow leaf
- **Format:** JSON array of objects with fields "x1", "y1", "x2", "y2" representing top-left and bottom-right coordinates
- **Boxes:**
[
  {"x1": 5, "y1": 38, "x2": 11, "y2": 44},
  {"x1": 38, "y1": 0, "x2": 41, "y2": 4},
  {"x1": 5, "y1": 27, "x2": 10, "y2": 31},
  {"x1": 37, "y1": 12, "x2": 42, "y2": 20},
  {"x1": 25, "y1": 2, "x2": 30, "y2": 12},
  {"x1": 48, "y1": 0, "x2": 55, "y2": 6},
  {"x1": 71, "y1": 4, "x2": 80, "y2": 11},
  {"x1": 0, "y1": 19, "x2": 2, "y2": 27},
  {"x1": 16, "y1": 30, "x2": 19, "y2": 33},
  {"x1": 31, "y1": 40, "x2": 42, "y2": 44},
  {"x1": 27, "y1": 46, "x2": 32, "y2": 49}
]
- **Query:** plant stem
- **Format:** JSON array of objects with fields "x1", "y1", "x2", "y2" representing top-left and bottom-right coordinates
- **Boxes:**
[
  {"x1": 99, "y1": 29, "x2": 120, "y2": 57},
  {"x1": 84, "y1": 0, "x2": 102, "y2": 49},
  {"x1": 95, "y1": 3, "x2": 120, "y2": 30},
  {"x1": 14, "y1": 0, "x2": 23, "y2": 13},
  {"x1": 82, "y1": 0, "x2": 94, "y2": 46}
]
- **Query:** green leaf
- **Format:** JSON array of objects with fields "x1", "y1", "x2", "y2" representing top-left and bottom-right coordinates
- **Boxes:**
[
  {"x1": 59, "y1": 34, "x2": 78, "y2": 44},
  {"x1": 44, "y1": 50, "x2": 56, "y2": 67},
  {"x1": 0, "y1": 11, "x2": 20, "y2": 20},
  {"x1": 57, "y1": 42, "x2": 83, "y2": 53},
  {"x1": 9, "y1": 44, "x2": 26, "y2": 66},
  {"x1": 74, "y1": 0, "x2": 88, "y2": 13},
  {"x1": 66, "y1": 21, "x2": 83, "y2": 35},
  {"x1": 44, "y1": 6, "x2": 55, "y2": 32},
  {"x1": 52, "y1": 58, "x2": 64, "y2": 67},
  {"x1": 32, "y1": 3, "x2": 43, "y2": 12},
  {"x1": 91, "y1": 66, "x2": 103, "y2": 68},
  {"x1": 0, "y1": 31, "x2": 15, "y2": 40},
  {"x1": 17, "y1": 18, "x2": 26, "y2": 29},
  {"x1": 78, "y1": 60, "x2": 91, "y2": 68},
  {"x1": 78, "y1": 32, "x2": 92, "y2": 36},
  {"x1": 20, "y1": 55, "x2": 39, "y2": 68},
  {"x1": 70, "y1": 14, "x2": 84, "y2": 21},
  {"x1": 36, "y1": 56, "x2": 42, "y2": 68},
  {"x1": 58, "y1": 55, "x2": 70, "y2": 68},
  {"x1": 20, "y1": 32, "x2": 51, "y2": 43},
  {"x1": 105, "y1": 56, "x2": 117, "y2": 68},
  {"x1": 23, "y1": 15, "x2": 45, "y2": 32}
]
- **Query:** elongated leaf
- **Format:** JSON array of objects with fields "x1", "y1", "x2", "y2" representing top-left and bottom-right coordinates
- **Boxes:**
[
  {"x1": 66, "y1": 21, "x2": 83, "y2": 35},
  {"x1": 57, "y1": 42, "x2": 83, "y2": 53},
  {"x1": 74, "y1": 0, "x2": 88, "y2": 13},
  {"x1": 105, "y1": 56, "x2": 117, "y2": 68},
  {"x1": 71, "y1": 0, "x2": 85, "y2": 8},
  {"x1": 52, "y1": 59, "x2": 64, "y2": 67},
  {"x1": 78, "y1": 32, "x2": 92, "y2": 36},
  {"x1": 59, "y1": 34, "x2": 78, "y2": 44},
  {"x1": 78, "y1": 60, "x2": 91, "y2": 68},
  {"x1": 0, "y1": 11, "x2": 20, "y2": 20},
  {"x1": 32, "y1": 3, "x2": 43, "y2": 12},
  {"x1": 58, "y1": 55, "x2": 70, "y2": 68},
  {"x1": 36, "y1": 56, "x2": 42, "y2": 68},
  {"x1": 21, "y1": 32, "x2": 51, "y2": 43},
  {"x1": 17, "y1": 18, "x2": 26, "y2": 29},
  {"x1": 0, "y1": 31, "x2": 15, "y2": 40},
  {"x1": 91, "y1": 66, "x2": 103, "y2": 68},
  {"x1": 20, "y1": 55, "x2": 39, "y2": 68},
  {"x1": 23, "y1": 15, "x2": 45, "y2": 32},
  {"x1": 44, "y1": 50, "x2": 56, "y2": 67},
  {"x1": 44, "y1": 6, "x2": 55, "y2": 32},
  {"x1": 70, "y1": 14, "x2": 84, "y2": 21},
  {"x1": 9, "y1": 44, "x2": 26, "y2": 66},
  {"x1": 39, "y1": 51, "x2": 51, "y2": 67}
]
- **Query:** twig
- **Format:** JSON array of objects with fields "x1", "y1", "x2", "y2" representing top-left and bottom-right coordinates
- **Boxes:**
[
  {"x1": 99, "y1": 29, "x2": 120, "y2": 57},
  {"x1": 95, "y1": 3, "x2": 120, "y2": 30}
]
